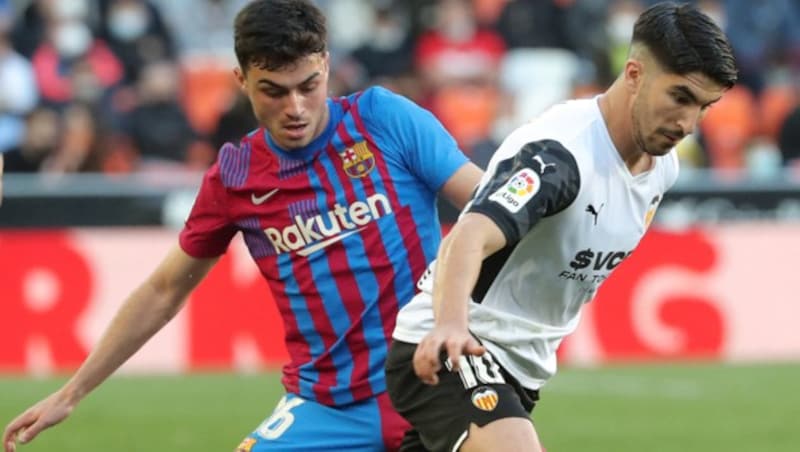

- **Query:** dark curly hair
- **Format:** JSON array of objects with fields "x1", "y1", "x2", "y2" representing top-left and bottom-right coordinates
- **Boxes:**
[
  {"x1": 234, "y1": 0, "x2": 327, "y2": 72},
  {"x1": 633, "y1": 2, "x2": 737, "y2": 88}
]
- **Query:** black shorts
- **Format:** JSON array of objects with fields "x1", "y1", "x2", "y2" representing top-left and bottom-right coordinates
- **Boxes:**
[{"x1": 385, "y1": 340, "x2": 539, "y2": 452}]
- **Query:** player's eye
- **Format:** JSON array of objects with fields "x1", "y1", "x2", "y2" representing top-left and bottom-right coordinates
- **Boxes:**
[
  {"x1": 262, "y1": 88, "x2": 286, "y2": 98},
  {"x1": 300, "y1": 83, "x2": 318, "y2": 93},
  {"x1": 672, "y1": 94, "x2": 691, "y2": 105}
]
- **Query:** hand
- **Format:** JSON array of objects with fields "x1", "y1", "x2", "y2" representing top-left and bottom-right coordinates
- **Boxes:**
[
  {"x1": 3, "y1": 391, "x2": 77, "y2": 452},
  {"x1": 413, "y1": 323, "x2": 486, "y2": 385}
]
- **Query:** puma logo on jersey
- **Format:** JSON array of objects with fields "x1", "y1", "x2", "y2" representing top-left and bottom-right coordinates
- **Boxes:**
[
  {"x1": 586, "y1": 203, "x2": 604, "y2": 225},
  {"x1": 263, "y1": 193, "x2": 392, "y2": 256},
  {"x1": 533, "y1": 155, "x2": 557, "y2": 174}
]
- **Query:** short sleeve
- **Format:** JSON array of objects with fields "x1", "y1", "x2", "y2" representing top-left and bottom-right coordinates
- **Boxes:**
[
  {"x1": 467, "y1": 139, "x2": 581, "y2": 244},
  {"x1": 363, "y1": 87, "x2": 468, "y2": 191},
  {"x1": 179, "y1": 163, "x2": 238, "y2": 258}
]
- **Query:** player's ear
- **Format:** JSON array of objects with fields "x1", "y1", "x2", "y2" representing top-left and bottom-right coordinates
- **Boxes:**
[
  {"x1": 623, "y1": 58, "x2": 644, "y2": 93},
  {"x1": 233, "y1": 66, "x2": 247, "y2": 93}
]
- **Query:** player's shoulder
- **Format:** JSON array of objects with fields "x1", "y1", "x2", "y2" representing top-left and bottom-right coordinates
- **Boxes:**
[
  {"x1": 525, "y1": 98, "x2": 601, "y2": 142},
  {"x1": 214, "y1": 128, "x2": 262, "y2": 189},
  {"x1": 352, "y1": 85, "x2": 418, "y2": 119},
  {"x1": 357, "y1": 85, "x2": 403, "y2": 103},
  {"x1": 486, "y1": 99, "x2": 602, "y2": 183},
  {"x1": 496, "y1": 99, "x2": 599, "y2": 156}
]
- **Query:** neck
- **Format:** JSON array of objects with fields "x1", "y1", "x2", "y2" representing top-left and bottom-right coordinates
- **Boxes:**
[
  {"x1": 598, "y1": 78, "x2": 652, "y2": 175},
  {"x1": 314, "y1": 100, "x2": 331, "y2": 140}
]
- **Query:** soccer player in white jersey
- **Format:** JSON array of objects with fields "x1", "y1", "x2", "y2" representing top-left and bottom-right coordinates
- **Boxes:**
[{"x1": 385, "y1": 3, "x2": 738, "y2": 451}]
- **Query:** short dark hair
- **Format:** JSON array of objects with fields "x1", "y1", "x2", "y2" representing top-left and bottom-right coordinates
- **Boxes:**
[
  {"x1": 632, "y1": 2, "x2": 737, "y2": 88},
  {"x1": 234, "y1": 0, "x2": 327, "y2": 72}
]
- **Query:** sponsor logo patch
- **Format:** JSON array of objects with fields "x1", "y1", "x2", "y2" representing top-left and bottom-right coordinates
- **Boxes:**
[
  {"x1": 489, "y1": 168, "x2": 540, "y2": 213},
  {"x1": 263, "y1": 193, "x2": 392, "y2": 256},
  {"x1": 471, "y1": 386, "x2": 499, "y2": 411},
  {"x1": 236, "y1": 437, "x2": 256, "y2": 452},
  {"x1": 339, "y1": 141, "x2": 375, "y2": 178}
]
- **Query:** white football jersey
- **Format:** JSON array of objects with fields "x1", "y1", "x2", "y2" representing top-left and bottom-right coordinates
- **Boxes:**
[{"x1": 393, "y1": 97, "x2": 679, "y2": 390}]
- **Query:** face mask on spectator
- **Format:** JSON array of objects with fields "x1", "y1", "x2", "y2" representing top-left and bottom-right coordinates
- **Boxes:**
[
  {"x1": 442, "y1": 18, "x2": 474, "y2": 42},
  {"x1": 109, "y1": 5, "x2": 149, "y2": 42},
  {"x1": 53, "y1": 22, "x2": 92, "y2": 58},
  {"x1": 372, "y1": 22, "x2": 405, "y2": 51},
  {"x1": 52, "y1": 0, "x2": 89, "y2": 21}
]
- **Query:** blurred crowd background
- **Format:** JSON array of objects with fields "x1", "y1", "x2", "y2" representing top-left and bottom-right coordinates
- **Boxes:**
[{"x1": 1, "y1": 0, "x2": 799, "y2": 179}]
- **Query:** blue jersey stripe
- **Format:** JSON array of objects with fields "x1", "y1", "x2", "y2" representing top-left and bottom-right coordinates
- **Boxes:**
[
  {"x1": 366, "y1": 124, "x2": 444, "y2": 270},
  {"x1": 304, "y1": 164, "x2": 359, "y2": 405},
  {"x1": 276, "y1": 251, "x2": 323, "y2": 398},
  {"x1": 316, "y1": 146, "x2": 381, "y2": 397},
  {"x1": 336, "y1": 116, "x2": 405, "y2": 389}
]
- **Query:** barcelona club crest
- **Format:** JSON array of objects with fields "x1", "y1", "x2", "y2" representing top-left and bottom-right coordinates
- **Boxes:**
[{"x1": 339, "y1": 141, "x2": 375, "y2": 178}]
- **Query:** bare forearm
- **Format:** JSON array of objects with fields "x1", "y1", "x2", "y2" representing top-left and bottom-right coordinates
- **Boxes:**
[
  {"x1": 433, "y1": 214, "x2": 507, "y2": 327},
  {"x1": 433, "y1": 232, "x2": 486, "y2": 325},
  {"x1": 61, "y1": 281, "x2": 187, "y2": 403}
]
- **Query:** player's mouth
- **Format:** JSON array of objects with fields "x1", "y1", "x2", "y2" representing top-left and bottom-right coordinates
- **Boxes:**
[
  {"x1": 662, "y1": 131, "x2": 682, "y2": 144},
  {"x1": 283, "y1": 123, "x2": 308, "y2": 139}
]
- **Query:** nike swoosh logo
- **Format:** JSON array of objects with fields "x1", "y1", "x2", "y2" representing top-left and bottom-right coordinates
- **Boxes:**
[
  {"x1": 297, "y1": 228, "x2": 365, "y2": 257},
  {"x1": 251, "y1": 188, "x2": 279, "y2": 205}
]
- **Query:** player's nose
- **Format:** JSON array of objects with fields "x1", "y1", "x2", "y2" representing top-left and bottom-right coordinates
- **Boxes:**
[
  {"x1": 284, "y1": 91, "x2": 304, "y2": 118},
  {"x1": 676, "y1": 107, "x2": 702, "y2": 136}
]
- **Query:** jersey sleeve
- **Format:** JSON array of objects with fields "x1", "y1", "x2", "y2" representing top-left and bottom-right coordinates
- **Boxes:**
[
  {"x1": 179, "y1": 163, "x2": 238, "y2": 258},
  {"x1": 467, "y1": 139, "x2": 580, "y2": 244},
  {"x1": 362, "y1": 86, "x2": 468, "y2": 191}
]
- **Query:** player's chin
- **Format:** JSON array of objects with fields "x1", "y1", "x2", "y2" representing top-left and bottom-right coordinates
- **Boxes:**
[
  {"x1": 277, "y1": 134, "x2": 311, "y2": 150},
  {"x1": 645, "y1": 143, "x2": 675, "y2": 157}
]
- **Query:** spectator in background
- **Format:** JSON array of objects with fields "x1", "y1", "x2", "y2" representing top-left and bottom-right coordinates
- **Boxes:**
[
  {"x1": 606, "y1": 0, "x2": 645, "y2": 76},
  {"x1": 155, "y1": 0, "x2": 248, "y2": 59},
  {"x1": 414, "y1": 0, "x2": 505, "y2": 91},
  {"x1": 723, "y1": 0, "x2": 800, "y2": 94},
  {"x1": 99, "y1": 0, "x2": 176, "y2": 84},
  {"x1": 778, "y1": 100, "x2": 800, "y2": 172},
  {"x1": 0, "y1": 6, "x2": 39, "y2": 155},
  {"x1": 494, "y1": 0, "x2": 573, "y2": 50},
  {"x1": 211, "y1": 90, "x2": 257, "y2": 151},
  {"x1": 3, "y1": 106, "x2": 61, "y2": 173},
  {"x1": 414, "y1": 0, "x2": 506, "y2": 152},
  {"x1": 122, "y1": 61, "x2": 213, "y2": 169},
  {"x1": 10, "y1": 0, "x2": 97, "y2": 58},
  {"x1": 350, "y1": 1, "x2": 416, "y2": 92},
  {"x1": 316, "y1": 0, "x2": 380, "y2": 56},
  {"x1": 41, "y1": 102, "x2": 102, "y2": 173},
  {"x1": 30, "y1": 5, "x2": 123, "y2": 106}
]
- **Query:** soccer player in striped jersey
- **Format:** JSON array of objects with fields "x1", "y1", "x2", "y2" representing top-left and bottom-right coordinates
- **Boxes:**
[
  {"x1": 2, "y1": 1, "x2": 481, "y2": 451},
  {"x1": 385, "y1": 3, "x2": 737, "y2": 451}
]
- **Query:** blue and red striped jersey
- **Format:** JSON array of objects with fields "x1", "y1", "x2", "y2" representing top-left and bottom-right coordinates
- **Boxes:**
[{"x1": 180, "y1": 87, "x2": 468, "y2": 406}]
